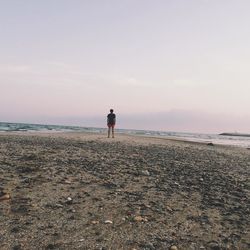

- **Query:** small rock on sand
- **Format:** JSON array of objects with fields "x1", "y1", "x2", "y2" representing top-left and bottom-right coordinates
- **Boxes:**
[
  {"x1": 0, "y1": 193, "x2": 11, "y2": 201},
  {"x1": 166, "y1": 206, "x2": 173, "y2": 212},
  {"x1": 66, "y1": 197, "x2": 73, "y2": 204},
  {"x1": 141, "y1": 170, "x2": 150, "y2": 176},
  {"x1": 133, "y1": 216, "x2": 148, "y2": 222},
  {"x1": 169, "y1": 246, "x2": 178, "y2": 250},
  {"x1": 91, "y1": 220, "x2": 99, "y2": 224},
  {"x1": 104, "y1": 220, "x2": 113, "y2": 224}
]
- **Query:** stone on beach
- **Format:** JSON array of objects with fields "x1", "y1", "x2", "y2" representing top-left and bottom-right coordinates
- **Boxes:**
[
  {"x1": 104, "y1": 220, "x2": 113, "y2": 224},
  {"x1": 91, "y1": 220, "x2": 99, "y2": 224},
  {"x1": 0, "y1": 193, "x2": 11, "y2": 201},
  {"x1": 141, "y1": 170, "x2": 150, "y2": 176},
  {"x1": 133, "y1": 216, "x2": 148, "y2": 222},
  {"x1": 169, "y1": 245, "x2": 178, "y2": 250}
]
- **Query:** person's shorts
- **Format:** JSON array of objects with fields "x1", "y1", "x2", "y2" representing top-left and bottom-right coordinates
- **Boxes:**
[{"x1": 108, "y1": 123, "x2": 115, "y2": 128}]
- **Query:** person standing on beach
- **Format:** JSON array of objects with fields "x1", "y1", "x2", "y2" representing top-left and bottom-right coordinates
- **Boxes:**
[{"x1": 107, "y1": 109, "x2": 116, "y2": 138}]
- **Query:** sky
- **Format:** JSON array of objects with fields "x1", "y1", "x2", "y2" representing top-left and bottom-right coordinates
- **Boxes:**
[{"x1": 0, "y1": 0, "x2": 250, "y2": 133}]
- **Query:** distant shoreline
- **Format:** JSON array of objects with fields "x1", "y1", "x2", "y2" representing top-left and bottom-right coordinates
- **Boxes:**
[
  {"x1": 1, "y1": 122, "x2": 250, "y2": 148},
  {"x1": 220, "y1": 133, "x2": 250, "y2": 137}
]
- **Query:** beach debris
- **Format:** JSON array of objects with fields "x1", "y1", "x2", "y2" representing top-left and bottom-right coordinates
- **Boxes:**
[
  {"x1": 141, "y1": 170, "x2": 150, "y2": 176},
  {"x1": 79, "y1": 238, "x2": 84, "y2": 242},
  {"x1": 66, "y1": 197, "x2": 73, "y2": 204},
  {"x1": 169, "y1": 245, "x2": 178, "y2": 250},
  {"x1": 133, "y1": 215, "x2": 148, "y2": 222},
  {"x1": 64, "y1": 180, "x2": 72, "y2": 184},
  {"x1": 166, "y1": 206, "x2": 173, "y2": 212},
  {"x1": 55, "y1": 203, "x2": 64, "y2": 208},
  {"x1": 104, "y1": 220, "x2": 113, "y2": 224},
  {"x1": 69, "y1": 208, "x2": 76, "y2": 213},
  {"x1": 207, "y1": 142, "x2": 214, "y2": 146},
  {"x1": 0, "y1": 193, "x2": 11, "y2": 201},
  {"x1": 45, "y1": 203, "x2": 64, "y2": 209},
  {"x1": 91, "y1": 220, "x2": 99, "y2": 224}
]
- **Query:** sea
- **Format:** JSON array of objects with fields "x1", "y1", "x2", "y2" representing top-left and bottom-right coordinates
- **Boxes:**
[{"x1": 0, "y1": 122, "x2": 250, "y2": 148}]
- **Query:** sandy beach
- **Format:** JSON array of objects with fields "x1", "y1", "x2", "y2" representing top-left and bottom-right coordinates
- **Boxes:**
[{"x1": 0, "y1": 132, "x2": 249, "y2": 250}]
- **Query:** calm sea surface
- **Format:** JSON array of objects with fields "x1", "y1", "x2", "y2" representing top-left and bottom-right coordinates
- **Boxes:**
[{"x1": 0, "y1": 122, "x2": 250, "y2": 148}]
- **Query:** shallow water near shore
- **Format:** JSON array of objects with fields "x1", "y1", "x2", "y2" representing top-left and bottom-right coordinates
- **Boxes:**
[{"x1": 1, "y1": 122, "x2": 250, "y2": 148}]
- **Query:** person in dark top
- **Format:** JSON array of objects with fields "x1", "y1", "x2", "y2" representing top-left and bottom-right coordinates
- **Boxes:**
[{"x1": 107, "y1": 109, "x2": 116, "y2": 138}]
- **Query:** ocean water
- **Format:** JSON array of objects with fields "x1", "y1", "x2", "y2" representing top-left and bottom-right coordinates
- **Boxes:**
[{"x1": 0, "y1": 122, "x2": 250, "y2": 148}]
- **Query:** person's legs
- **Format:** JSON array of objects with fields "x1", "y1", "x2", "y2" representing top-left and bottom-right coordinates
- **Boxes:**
[
  {"x1": 112, "y1": 126, "x2": 114, "y2": 138},
  {"x1": 108, "y1": 126, "x2": 111, "y2": 138}
]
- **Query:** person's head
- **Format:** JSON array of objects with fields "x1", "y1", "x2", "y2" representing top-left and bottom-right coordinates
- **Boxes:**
[{"x1": 110, "y1": 109, "x2": 114, "y2": 113}]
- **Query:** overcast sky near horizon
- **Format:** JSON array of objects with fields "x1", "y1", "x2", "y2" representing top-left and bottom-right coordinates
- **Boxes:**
[{"x1": 0, "y1": 0, "x2": 250, "y2": 133}]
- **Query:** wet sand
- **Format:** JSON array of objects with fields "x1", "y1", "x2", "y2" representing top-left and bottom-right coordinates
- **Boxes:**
[{"x1": 0, "y1": 132, "x2": 249, "y2": 250}]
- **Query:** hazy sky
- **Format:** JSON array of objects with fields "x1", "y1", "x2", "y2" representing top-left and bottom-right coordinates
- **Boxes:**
[{"x1": 0, "y1": 0, "x2": 250, "y2": 133}]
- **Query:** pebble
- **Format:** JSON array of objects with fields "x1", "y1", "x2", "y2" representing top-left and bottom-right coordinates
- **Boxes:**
[
  {"x1": 133, "y1": 216, "x2": 148, "y2": 222},
  {"x1": 141, "y1": 170, "x2": 150, "y2": 176},
  {"x1": 55, "y1": 203, "x2": 63, "y2": 208},
  {"x1": 66, "y1": 197, "x2": 73, "y2": 204},
  {"x1": 170, "y1": 246, "x2": 178, "y2": 250},
  {"x1": 104, "y1": 220, "x2": 113, "y2": 224},
  {"x1": 91, "y1": 220, "x2": 99, "y2": 224},
  {"x1": 0, "y1": 193, "x2": 11, "y2": 201},
  {"x1": 166, "y1": 206, "x2": 173, "y2": 212}
]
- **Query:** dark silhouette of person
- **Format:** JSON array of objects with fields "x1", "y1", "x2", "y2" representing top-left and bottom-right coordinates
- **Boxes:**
[{"x1": 107, "y1": 109, "x2": 116, "y2": 138}]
